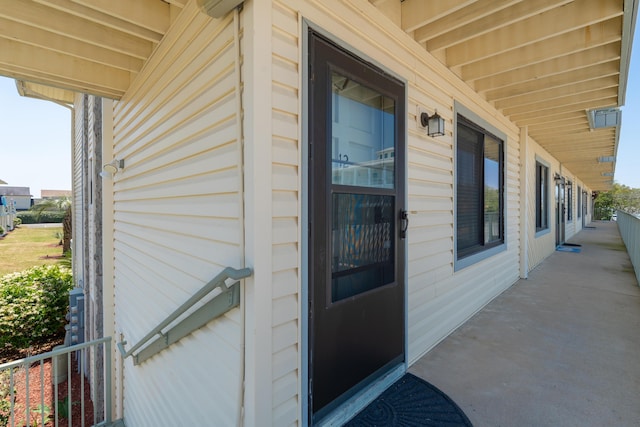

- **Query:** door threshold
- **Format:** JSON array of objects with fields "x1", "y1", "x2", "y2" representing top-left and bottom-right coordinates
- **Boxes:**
[{"x1": 315, "y1": 364, "x2": 405, "y2": 427}]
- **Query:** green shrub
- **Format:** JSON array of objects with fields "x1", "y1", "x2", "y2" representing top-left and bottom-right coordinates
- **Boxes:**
[
  {"x1": 13, "y1": 216, "x2": 22, "y2": 227},
  {"x1": 0, "y1": 226, "x2": 4, "y2": 236},
  {"x1": 0, "y1": 370, "x2": 13, "y2": 427},
  {"x1": 0, "y1": 265, "x2": 73, "y2": 349},
  {"x1": 16, "y1": 211, "x2": 65, "y2": 224}
]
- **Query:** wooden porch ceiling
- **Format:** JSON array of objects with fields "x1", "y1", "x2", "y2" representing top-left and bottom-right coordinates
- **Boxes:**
[
  {"x1": 0, "y1": 0, "x2": 636, "y2": 191},
  {"x1": 373, "y1": 0, "x2": 637, "y2": 191},
  {"x1": 0, "y1": 0, "x2": 187, "y2": 99}
]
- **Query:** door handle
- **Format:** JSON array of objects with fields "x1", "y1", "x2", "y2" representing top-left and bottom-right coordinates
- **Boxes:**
[{"x1": 400, "y1": 210, "x2": 409, "y2": 239}]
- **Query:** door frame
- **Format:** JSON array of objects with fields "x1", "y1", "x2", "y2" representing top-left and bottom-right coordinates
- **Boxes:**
[
  {"x1": 301, "y1": 22, "x2": 408, "y2": 426},
  {"x1": 556, "y1": 177, "x2": 566, "y2": 246}
]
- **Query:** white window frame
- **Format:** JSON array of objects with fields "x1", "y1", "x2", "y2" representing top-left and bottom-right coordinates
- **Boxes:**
[{"x1": 535, "y1": 156, "x2": 550, "y2": 237}]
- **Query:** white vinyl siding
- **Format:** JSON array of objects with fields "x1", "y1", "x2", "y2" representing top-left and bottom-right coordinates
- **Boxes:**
[
  {"x1": 112, "y1": 3, "x2": 243, "y2": 426},
  {"x1": 73, "y1": 94, "x2": 85, "y2": 287},
  {"x1": 525, "y1": 139, "x2": 589, "y2": 269},
  {"x1": 271, "y1": 3, "x2": 301, "y2": 425},
  {"x1": 527, "y1": 141, "x2": 558, "y2": 269}
]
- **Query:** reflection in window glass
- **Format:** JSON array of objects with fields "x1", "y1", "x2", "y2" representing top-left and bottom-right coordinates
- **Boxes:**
[
  {"x1": 484, "y1": 136, "x2": 501, "y2": 244},
  {"x1": 331, "y1": 72, "x2": 395, "y2": 189},
  {"x1": 536, "y1": 162, "x2": 549, "y2": 231},
  {"x1": 331, "y1": 193, "x2": 394, "y2": 302}
]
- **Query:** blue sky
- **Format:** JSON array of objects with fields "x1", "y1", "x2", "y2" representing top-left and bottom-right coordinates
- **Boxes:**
[
  {"x1": 0, "y1": 78, "x2": 71, "y2": 198},
  {"x1": 0, "y1": 29, "x2": 639, "y2": 196}
]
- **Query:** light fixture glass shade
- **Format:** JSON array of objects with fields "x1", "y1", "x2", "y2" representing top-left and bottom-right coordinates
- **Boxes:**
[
  {"x1": 427, "y1": 112, "x2": 445, "y2": 137},
  {"x1": 102, "y1": 159, "x2": 124, "y2": 175},
  {"x1": 103, "y1": 163, "x2": 118, "y2": 174}
]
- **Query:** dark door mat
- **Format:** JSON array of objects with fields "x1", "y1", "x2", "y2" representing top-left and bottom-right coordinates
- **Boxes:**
[
  {"x1": 344, "y1": 373, "x2": 473, "y2": 426},
  {"x1": 585, "y1": 226, "x2": 597, "y2": 229},
  {"x1": 561, "y1": 242, "x2": 582, "y2": 247}
]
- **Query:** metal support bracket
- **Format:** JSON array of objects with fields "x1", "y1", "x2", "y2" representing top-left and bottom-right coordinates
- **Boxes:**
[{"x1": 117, "y1": 266, "x2": 252, "y2": 365}]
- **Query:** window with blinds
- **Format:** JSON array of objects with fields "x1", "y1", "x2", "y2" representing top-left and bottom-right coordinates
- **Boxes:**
[
  {"x1": 577, "y1": 186, "x2": 582, "y2": 218},
  {"x1": 536, "y1": 162, "x2": 549, "y2": 232},
  {"x1": 456, "y1": 115, "x2": 504, "y2": 260}
]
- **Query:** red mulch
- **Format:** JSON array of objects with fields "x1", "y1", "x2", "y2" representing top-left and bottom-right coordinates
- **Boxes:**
[
  {"x1": 1, "y1": 353, "x2": 96, "y2": 426},
  {"x1": 0, "y1": 339, "x2": 65, "y2": 365}
]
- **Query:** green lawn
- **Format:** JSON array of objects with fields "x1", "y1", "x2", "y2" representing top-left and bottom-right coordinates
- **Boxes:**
[{"x1": 0, "y1": 226, "x2": 64, "y2": 276}]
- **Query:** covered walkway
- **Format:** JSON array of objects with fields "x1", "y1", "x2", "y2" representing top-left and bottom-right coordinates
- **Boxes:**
[{"x1": 410, "y1": 221, "x2": 640, "y2": 427}]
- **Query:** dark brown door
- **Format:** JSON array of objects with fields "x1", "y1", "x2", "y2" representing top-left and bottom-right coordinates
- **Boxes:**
[{"x1": 308, "y1": 30, "x2": 406, "y2": 423}]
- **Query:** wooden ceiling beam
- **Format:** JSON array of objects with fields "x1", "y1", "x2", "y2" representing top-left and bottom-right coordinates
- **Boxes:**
[
  {"x1": 521, "y1": 111, "x2": 585, "y2": 127},
  {"x1": 545, "y1": 144, "x2": 615, "y2": 155},
  {"x1": 71, "y1": 0, "x2": 170, "y2": 34},
  {"x1": 482, "y1": 58, "x2": 620, "y2": 99},
  {"x1": 0, "y1": 67, "x2": 125, "y2": 100},
  {"x1": 461, "y1": 18, "x2": 622, "y2": 81},
  {"x1": 401, "y1": 0, "x2": 476, "y2": 32},
  {"x1": 534, "y1": 130, "x2": 615, "y2": 145},
  {"x1": 493, "y1": 76, "x2": 619, "y2": 109},
  {"x1": 413, "y1": 0, "x2": 521, "y2": 43},
  {"x1": 565, "y1": 163, "x2": 613, "y2": 174},
  {"x1": 0, "y1": 38, "x2": 130, "y2": 95},
  {"x1": 540, "y1": 133, "x2": 616, "y2": 147},
  {"x1": 447, "y1": 0, "x2": 623, "y2": 67},
  {"x1": 510, "y1": 96, "x2": 618, "y2": 122},
  {"x1": 36, "y1": 0, "x2": 163, "y2": 42},
  {"x1": 164, "y1": 0, "x2": 187, "y2": 7},
  {"x1": 503, "y1": 87, "x2": 618, "y2": 117},
  {"x1": 16, "y1": 81, "x2": 76, "y2": 104},
  {"x1": 1, "y1": 67, "x2": 124, "y2": 99},
  {"x1": 0, "y1": 17, "x2": 144, "y2": 72},
  {"x1": 529, "y1": 123, "x2": 591, "y2": 137},
  {"x1": 0, "y1": 0, "x2": 154, "y2": 59},
  {"x1": 528, "y1": 117, "x2": 588, "y2": 130},
  {"x1": 563, "y1": 164, "x2": 614, "y2": 174},
  {"x1": 532, "y1": 133, "x2": 615, "y2": 149},
  {"x1": 425, "y1": 0, "x2": 572, "y2": 51}
]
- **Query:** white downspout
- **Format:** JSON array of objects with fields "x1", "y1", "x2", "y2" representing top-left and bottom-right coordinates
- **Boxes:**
[{"x1": 233, "y1": 6, "x2": 247, "y2": 427}]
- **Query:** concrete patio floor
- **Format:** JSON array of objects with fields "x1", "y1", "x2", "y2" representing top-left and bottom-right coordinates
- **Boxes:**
[{"x1": 410, "y1": 221, "x2": 640, "y2": 427}]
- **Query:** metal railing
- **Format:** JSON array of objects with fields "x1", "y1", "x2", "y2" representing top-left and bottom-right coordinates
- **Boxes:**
[
  {"x1": 617, "y1": 210, "x2": 640, "y2": 286},
  {"x1": 0, "y1": 337, "x2": 112, "y2": 427},
  {"x1": 118, "y1": 266, "x2": 252, "y2": 365}
]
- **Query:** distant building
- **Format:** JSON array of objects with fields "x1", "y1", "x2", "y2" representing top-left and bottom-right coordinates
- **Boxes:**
[
  {"x1": 41, "y1": 189, "x2": 72, "y2": 199},
  {"x1": 0, "y1": 186, "x2": 32, "y2": 210}
]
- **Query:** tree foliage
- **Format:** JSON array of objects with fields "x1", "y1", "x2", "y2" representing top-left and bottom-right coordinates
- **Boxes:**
[
  {"x1": 30, "y1": 197, "x2": 72, "y2": 254},
  {"x1": 594, "y1": 183, "x2": 640, "y2": 219}
]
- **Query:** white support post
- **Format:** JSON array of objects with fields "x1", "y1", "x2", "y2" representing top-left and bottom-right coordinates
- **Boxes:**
[
  {"x1": 519, "y1": 126, "x2": 529, "y2": 279},
  {"x1": 242, "y1": 0, "x2": 274, "y2": 425},
  {"x1": 101, "y1": 98, "x2": 119, "y2": 421}
]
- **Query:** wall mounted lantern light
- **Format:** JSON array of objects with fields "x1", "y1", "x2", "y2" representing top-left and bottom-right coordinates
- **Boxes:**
[
  {"x1": 101, "y1": 159, "x2": 124, "y2": 178},
  {"x1": 420, "y1": 110, "x2": 445, "y2": 137}
]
